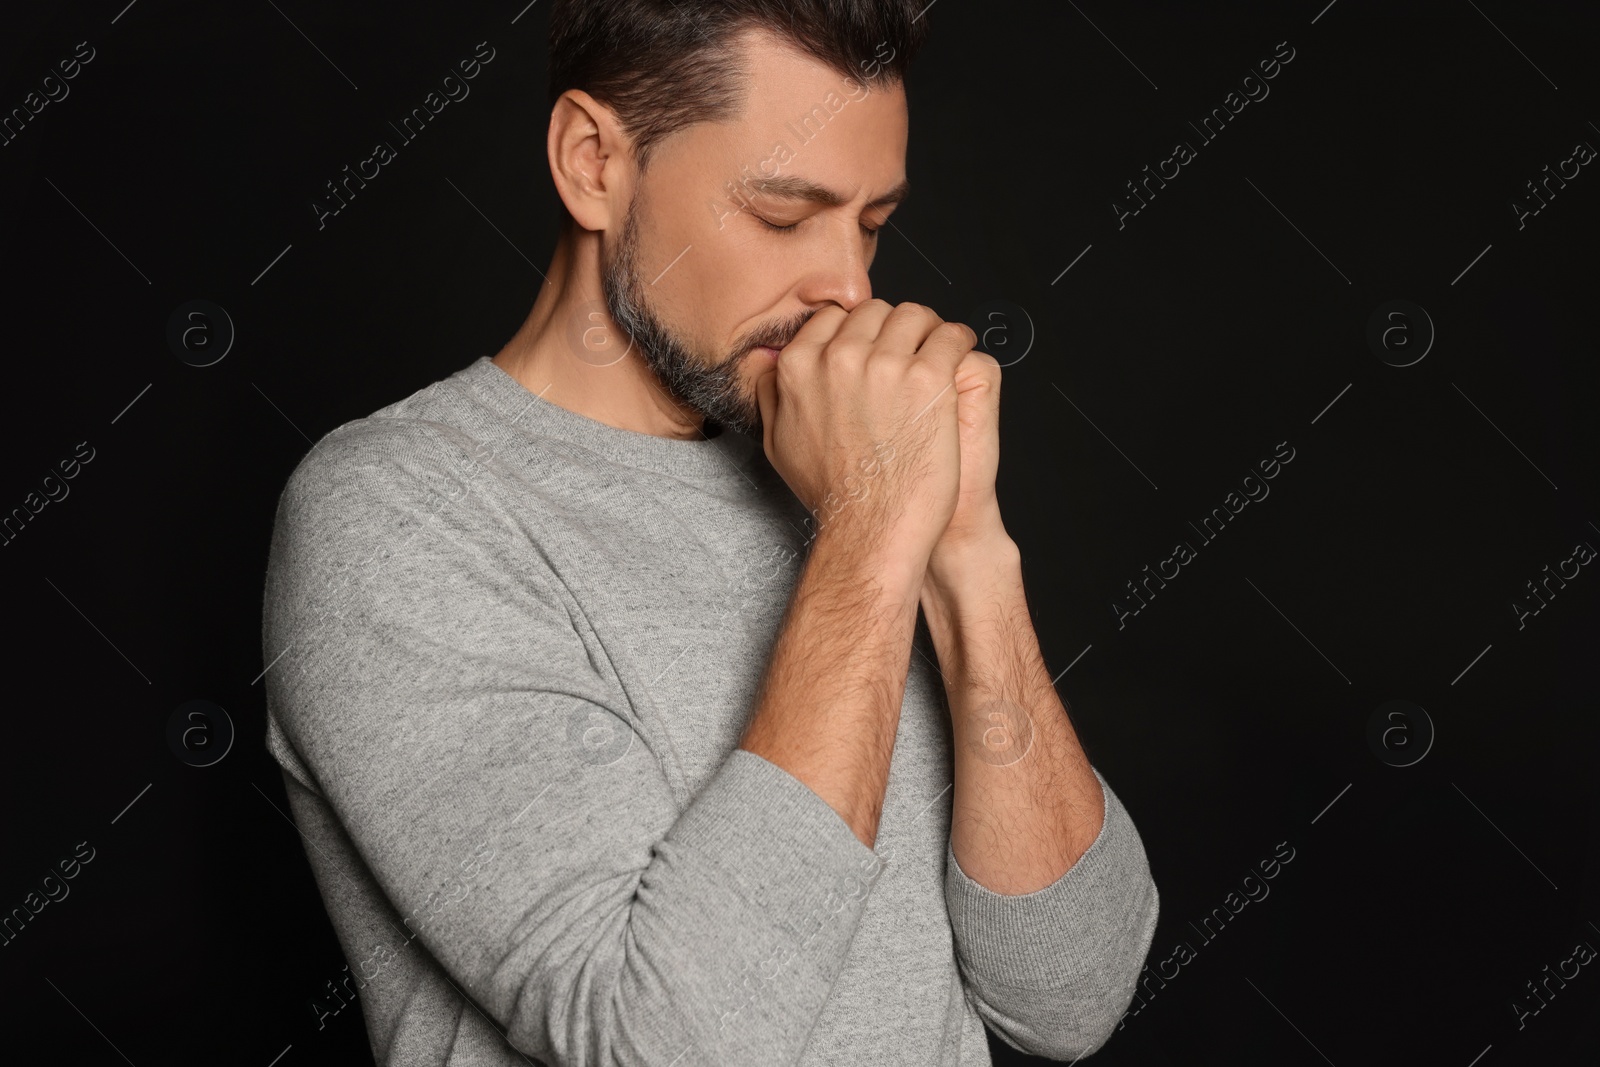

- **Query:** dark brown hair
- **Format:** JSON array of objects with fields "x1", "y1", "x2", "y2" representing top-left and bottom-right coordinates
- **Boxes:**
[{"x1": 548, "y1": 0, "x2": 930, "y2": 172}]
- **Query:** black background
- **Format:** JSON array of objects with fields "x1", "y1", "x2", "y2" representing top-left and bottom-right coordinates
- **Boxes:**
[{"x1": 1, "y1": 1, "x2": 1596, "y2": 1064}]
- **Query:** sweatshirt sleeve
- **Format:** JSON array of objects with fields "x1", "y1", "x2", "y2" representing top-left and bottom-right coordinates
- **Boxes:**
[
  {"x1": 261, "y1": 422, "x2": 883, "y2": 1067},
  {"x1": 943, "y1": 766, "x2": 1159, "y2": 1061}
]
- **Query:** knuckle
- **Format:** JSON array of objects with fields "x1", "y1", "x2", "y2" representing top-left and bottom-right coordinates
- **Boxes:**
[
  {"x1": 905, "y1": 359, "x2": 947, "y2": 393},
  {"x1": 865, "y1": 350, "x2": 902, "y2": 385},
  {"x1": 966, "y1": 348, "x2": 1001, "y2": 375},
  {"x1": 802, "y1": 305, "x2": 848, "y2": 338},
  {"x1": 824, "y1": 337, "x2": 872, "y2": 364}
]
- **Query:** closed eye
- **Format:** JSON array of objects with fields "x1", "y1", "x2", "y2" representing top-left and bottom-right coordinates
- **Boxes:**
[{"x1": 756, "y1": 215, "x2": 882, "y2": 237}]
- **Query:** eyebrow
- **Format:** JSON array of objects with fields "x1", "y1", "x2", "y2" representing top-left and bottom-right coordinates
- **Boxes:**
[{"x1": 743, "y1": 175, "x2": 911, "y2": 210}]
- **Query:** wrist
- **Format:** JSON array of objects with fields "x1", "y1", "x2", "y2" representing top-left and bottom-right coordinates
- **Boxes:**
[
  {"x1": 919, "y1": 534, "x2": 1024, "y2": 682},
  {"x1": 924, "y1": 527, "x2": 1019, "y2": 597},
  {"x1": 809, "y1": 520, "x2": 930, "y2": 606},
  {"x1": 920, "y1": 533, "x2": 1022, "y2": 621}
]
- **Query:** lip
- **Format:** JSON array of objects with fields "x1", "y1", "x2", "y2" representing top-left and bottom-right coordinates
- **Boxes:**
[{"x1": 754, "y1": 345, "x2": 780, "y2": 360}]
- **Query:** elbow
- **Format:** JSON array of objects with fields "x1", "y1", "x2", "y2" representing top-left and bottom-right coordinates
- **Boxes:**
[
  {"x1": 1091, "y1": 868, "x2": 1162, "y2": 1040},
  {"x1": 492, "y1": 894, "x2": 808, "y2": 1067},
  {"x1": 1073, "y1": 872, "x2": 1162, "y2": 1058},
  {"x1": 951, "y1": 770, "x2": 1165, "y2": 1060},
  {"x1": 486, "y1": 903, "x2": 639, "y2": 1066},
  {"x1": 981, "y1": 873, "x2": 1162, "y2": 1062}
]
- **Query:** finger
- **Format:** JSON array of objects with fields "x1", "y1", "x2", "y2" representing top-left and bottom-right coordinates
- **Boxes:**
[
  {"x1": 872, "y1": 301, "x2": 953, "y2": 360},
  {"x1": 912, "y1": 319, "x2": 981, "y2": 377},
  {"x1": 780, "y1": 304, "x2": 851, "y2": 359},
  {"x1": 829, "y1": 298, "x2": 895, "y2": 346}
]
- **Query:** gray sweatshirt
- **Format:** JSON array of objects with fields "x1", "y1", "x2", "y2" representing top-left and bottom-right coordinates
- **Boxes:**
[{"x1": 260, "y1": 355, "x2": 1159, "y2": 1066}]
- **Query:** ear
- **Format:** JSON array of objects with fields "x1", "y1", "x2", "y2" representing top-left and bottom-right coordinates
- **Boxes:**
[{"x1": 548, "y1": 89, "x2": 633, "y2": 233}]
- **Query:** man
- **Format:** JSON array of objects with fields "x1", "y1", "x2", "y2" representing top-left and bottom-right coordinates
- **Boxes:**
[{"x1": 261, "y1": 2, "x2": 1159, "y2": 1064}]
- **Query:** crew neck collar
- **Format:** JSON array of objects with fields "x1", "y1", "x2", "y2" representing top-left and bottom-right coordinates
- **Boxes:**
[{"x1": 456, "y1": 355, "x2": 761, "y2": 484}]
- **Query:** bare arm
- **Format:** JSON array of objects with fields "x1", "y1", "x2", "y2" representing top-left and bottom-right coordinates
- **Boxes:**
[
  {"x1": 919, "y1": 535, "x2": 1103, "y2": 891},
  {"x1": 744, "y1": 299, "x2": 977, "y2": 849},
  {"x1": 912, "y1": 348, "x2": 1159, "y2": 1061},
  {"x1": 739, "y1": 525, "x2": 925, "y2": 848}
]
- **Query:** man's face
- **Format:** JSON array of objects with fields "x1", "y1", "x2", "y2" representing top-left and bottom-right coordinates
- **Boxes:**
[{"x1": 599, "y1": 28, "x2": 910, "y2": 439}]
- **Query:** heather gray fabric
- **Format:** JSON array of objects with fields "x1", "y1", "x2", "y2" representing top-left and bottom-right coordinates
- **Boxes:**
[{"x1": 260, "y1": 355, "x2": 1160, "y2": 1066}]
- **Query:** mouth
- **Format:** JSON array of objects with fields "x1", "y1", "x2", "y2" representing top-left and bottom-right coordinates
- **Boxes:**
[{"x1": 753, "y1": 345, "x2": 781, "y2": 361}]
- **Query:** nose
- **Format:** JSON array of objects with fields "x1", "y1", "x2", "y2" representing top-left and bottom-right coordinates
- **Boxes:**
[{"x1": 794, "y1": 222, "x2": 873, "y2": 312}]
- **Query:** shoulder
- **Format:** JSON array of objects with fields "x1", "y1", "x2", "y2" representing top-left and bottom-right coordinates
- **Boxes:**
[
  {"x1": 287, "y1": 414, "x2": 479, "y2": 487},
  {"x1": 278, "y1": 360, "x2": 514, "y2": 498},
  {"x1": 273, "y1": 414, "x2": 504, "y2": 529}
]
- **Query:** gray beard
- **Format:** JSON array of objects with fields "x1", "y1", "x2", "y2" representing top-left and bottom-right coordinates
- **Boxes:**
[{"x1": 601, "y1": 205, "x2": 809, "y2": 440}]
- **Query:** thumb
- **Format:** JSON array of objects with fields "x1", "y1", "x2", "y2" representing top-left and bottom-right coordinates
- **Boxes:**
[
  {"x1": 954, "y1": 348, "x2": 1000, "y2": 390},
  {"x1": 755, "y1": 369, "x2": 779, "y2": 460}
]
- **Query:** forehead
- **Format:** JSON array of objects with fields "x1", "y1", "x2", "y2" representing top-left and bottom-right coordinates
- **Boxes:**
[
  {"x1": 665, "y1": 26, "x2": 909, "y2": 194},
  {"x1": 726, "y1": 26, "x2": 900, "y2": 107}
]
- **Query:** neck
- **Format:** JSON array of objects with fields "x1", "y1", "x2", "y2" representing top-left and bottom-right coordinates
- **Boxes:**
[{"x1": 491, "y1": 225, "x2": 707, "y2": 440}]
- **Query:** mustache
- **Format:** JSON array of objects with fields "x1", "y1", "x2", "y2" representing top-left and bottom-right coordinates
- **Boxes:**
[{"x1": 745, "y1": 308, "x2": 819, "y2": 354}]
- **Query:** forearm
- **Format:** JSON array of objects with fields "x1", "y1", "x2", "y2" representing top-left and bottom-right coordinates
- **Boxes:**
[
  {"x1": 740, "y1": 528, "x2": 925, "y2": 849},
  {"x1": 920, "y1": 536, "x2": 1105, "y2": 894}
]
